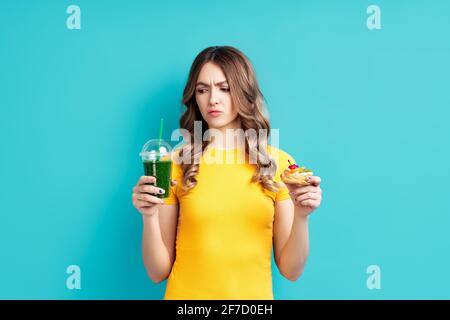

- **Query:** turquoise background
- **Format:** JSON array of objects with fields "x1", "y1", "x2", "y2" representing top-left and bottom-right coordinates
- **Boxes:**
[{"x1": 1, "y1": 0, "x2": 449, "y2": 299}]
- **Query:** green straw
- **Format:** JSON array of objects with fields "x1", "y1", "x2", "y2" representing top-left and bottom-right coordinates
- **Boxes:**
[
  {"x1": 157, "y1": 118, "x2": 164, "y2": 161},
  {"x1": 158, "y1": 118, "x2": 164, "y2": 143}
]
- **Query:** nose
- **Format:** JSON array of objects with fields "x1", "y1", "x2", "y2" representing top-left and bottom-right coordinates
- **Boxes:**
[{"x1": 209, "y1": 87, "x2": 219, "y2": 106}]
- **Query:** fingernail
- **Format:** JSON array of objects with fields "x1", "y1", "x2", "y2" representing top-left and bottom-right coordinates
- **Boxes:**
[{"x1": 159, "y1": 189, "x2": 165, "y2": 194}]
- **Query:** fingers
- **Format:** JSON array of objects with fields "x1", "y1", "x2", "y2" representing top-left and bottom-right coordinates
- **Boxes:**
[
  {"x1": 298, "y1": 199, "x2": 321, "y2": 208},
  {"x1": 289, "y1": 175, "x2": 322, "y2": 208},
  {"x1": 289, "y1": 185, "x2": 322, "y2": 197},
  {"x1": 132, "y1": 176, "x2": 168, "y2": 212},
  {"x1": 133, "y1": 199, "x2": 156, "y2": 208},
  {"x1": 132, "y1": 192, "x2": 164, "y2": 205},
  {"x1": 295, "y1": 192, "x2": 321, "y2": 203},
  {"x1": 137, "y1": 175, "x2": 156, "y2": 186},
  {"x1": 309, "y1": 176, "x2": 321, "y2": 186},
  {"x1": 134, "y1": 184, "x2": 165, "y2": 195}
]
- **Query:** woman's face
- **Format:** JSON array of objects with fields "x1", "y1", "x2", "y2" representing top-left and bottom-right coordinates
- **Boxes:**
[{"x1": 195, "y1": 62, "x2": 240, "y2": 131}]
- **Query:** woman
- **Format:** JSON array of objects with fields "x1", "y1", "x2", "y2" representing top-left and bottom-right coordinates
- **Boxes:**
[{"x1": 131, "y1": 46, "x2": 323, "y2": 299}]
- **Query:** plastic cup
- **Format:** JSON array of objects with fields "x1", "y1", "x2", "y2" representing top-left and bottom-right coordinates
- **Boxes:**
[{"x1": 139, "y1": 139, "x2": 172, "y2": 199}]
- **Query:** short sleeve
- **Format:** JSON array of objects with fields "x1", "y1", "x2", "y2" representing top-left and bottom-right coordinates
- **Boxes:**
[
  {"x1": 275, "y1": 182, "x2": 291, "y2": 202},
  {"x1": 162, "y1": 159, "x2": 183, "y2": 205}
]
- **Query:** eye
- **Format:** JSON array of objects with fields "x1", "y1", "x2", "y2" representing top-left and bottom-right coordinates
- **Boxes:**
[
  {"x1": 221, "y1": 87, "x2": 230, "y2": 92},
  {"x1": 196, "y1": 88, "x2": 207, "y2": 94}
]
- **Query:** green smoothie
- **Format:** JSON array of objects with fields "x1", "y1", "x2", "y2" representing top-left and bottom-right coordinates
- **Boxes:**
[{"x1": 143, "y1": 159, "x2": 172, "y2": 199}]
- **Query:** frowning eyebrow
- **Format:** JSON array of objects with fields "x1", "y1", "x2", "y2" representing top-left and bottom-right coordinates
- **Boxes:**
[{"x1": 196, "y1": 81, "x2": 229, "y2": 87}]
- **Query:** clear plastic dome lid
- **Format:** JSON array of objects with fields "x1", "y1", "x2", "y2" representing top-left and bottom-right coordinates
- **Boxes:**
[{"x1": 139, "y1": 139, "x2": 173, "y2": 161}]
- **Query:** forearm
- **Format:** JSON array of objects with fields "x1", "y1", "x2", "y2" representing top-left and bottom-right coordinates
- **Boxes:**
[
  {"x1": 142, "y1": 212, "x2": 172, "y2": 283},
  {"x1": 278, "y1": 210, "x2": 310, "y2": 281}
]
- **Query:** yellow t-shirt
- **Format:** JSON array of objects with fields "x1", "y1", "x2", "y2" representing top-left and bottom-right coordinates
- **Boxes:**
[{"x1": 162, "y1": 144, "x2": 296, "y2": 300}]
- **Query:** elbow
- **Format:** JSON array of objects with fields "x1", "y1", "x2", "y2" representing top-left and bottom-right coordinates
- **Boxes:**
[
  {"x1": 279, "y1": 263, "x2": 305, "y2": 282},
  {"x1": 144, "y1": 265, "x2": 170, "y2": 284},
  {"x1": 149, "y1": 275, "x2": 167, "y2": 284},
  {"x1": 276, "y1": 249, "x2": 309, "y2": 282},
  {"x1": 147, "y1": 271, "x2": 168, "y2": 284},
  {"x1": 142, "y1": 255, "x2": 173, "y2": 284},
  {"x1": 277, "y1": 257, "x2": 307, "y2": 282},
  {"x1": 283, "y1": 269, "x2": 304, "y2": 282}
]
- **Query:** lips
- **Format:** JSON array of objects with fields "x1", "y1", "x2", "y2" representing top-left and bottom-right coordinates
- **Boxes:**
[{"x1": 208, "y1": 110, "x2": 223, "y2": 117}]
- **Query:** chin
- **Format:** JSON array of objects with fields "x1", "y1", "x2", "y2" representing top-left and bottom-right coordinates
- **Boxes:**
[{"x1": 207, "y1": 119, "x2": 229, "y2": 129}]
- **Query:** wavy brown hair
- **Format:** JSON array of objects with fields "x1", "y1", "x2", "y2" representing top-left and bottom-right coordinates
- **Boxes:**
[{"x1": 177, "y1": 46, "x2": 282, "y2": 193}]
